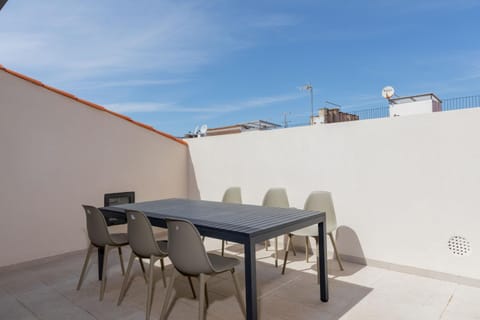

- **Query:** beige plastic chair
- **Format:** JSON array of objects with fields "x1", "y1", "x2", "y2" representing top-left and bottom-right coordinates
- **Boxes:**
[
  {"x1": 220, "y1": 187, "x2": 242, "y2": 256},
  {"x1": 117, "y1": 210, "x2": 170, "y2": 320},
  {"x1": 160, "y1": 218, "x2": 245, "y2": 320},
  {"x1": 262, "y1": 188, "x2": 293, "y2": 268},
  {"x1": 77, "y1": 205, "x2": 129, "y2": 301},
  {"x1": 281, "y1": 191, "x2": 344, "y2": 283}
]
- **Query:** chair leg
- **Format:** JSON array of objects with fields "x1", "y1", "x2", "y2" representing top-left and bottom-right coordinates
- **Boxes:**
[
  {"x1": 281, "y1": 234, "x2": 292, "y2": 275},
  {"x1": 100, "y1": 245, "x2": 111, "y2": 301},
  {"x1": 305, "y1": 236, "x2": 310, "y2": 263},
  {"x1": 160, "y1": 258, "x2": 167, "y2": 288},
  {"x1": 221, "y1": 240, "x2": 225, "y2": 256},
  {"x1": 291, "y1": 237, "x2": 297, "y2": 256},
  {"x1": 264, "y1": 240, "x2": 268, "y2": 251},
  {"x1": 118, "y1": 251, "x2": 136, "y2": 305},
  {"x1": 329, "y1": 232, "x2": 344, "y2": 271},
  {"x1": 146, "y1": 256, "x2": 157, "y2": 320},
  {"x1": 198, "y1": 273, "x2": 206, "y2": 320},
  {"x1": 231, "y1": 269, "x2": 246, "y2": 318},
  {"x1": 204, "y1": 282, "x2": 209, "y2": 308},
  {"x1": 118, "y1": 247, "x2": 125, "y2": 275},
  {"x1": 315, "y1": 237, "x2": 320, "y2": 285},
  {"x1": 77, "y1": 243, "x2": 94, "y2": 290},
  {"x1": 274, "y1": 237, "x2": 278, "y2": 267},
  {"x1": 160, "y1": 269, "x2": 178, "y2": 320},
  {"x1": 138, "y1": 258, "x2": 147, "y2": 283},
  {"x1": 188, "y1": 276, "x2": 196, "y2": 299}
]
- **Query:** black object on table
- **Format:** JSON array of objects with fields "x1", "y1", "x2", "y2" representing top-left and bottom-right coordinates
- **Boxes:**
[
  {"x1": 100, "y1": 198, "x2": 328, "y2": 320},
  {"x1": 98, "y1": 192, "x2": 134, "y2": 280}
]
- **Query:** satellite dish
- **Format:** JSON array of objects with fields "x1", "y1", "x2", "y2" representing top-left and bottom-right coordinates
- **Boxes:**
[
  {"x1": 193, "y1": 125, "x2": 199, "y2": 135},
  {"x1": 199, "y1": 124, "x2": 208, "y2": 136},
  {"x1": 382, "y1": 86, "x2": 395, "y2": 99}
]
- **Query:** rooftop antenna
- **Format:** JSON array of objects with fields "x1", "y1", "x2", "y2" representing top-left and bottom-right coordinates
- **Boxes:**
[
  {"x1": 282, "y1": 112, "x2": 292, "y2": 128},
  {"x1": 300, "y1": 82, "x2": 314, "y2": 125},
  {"x1": 325, "y1": 101, "x2": 342, "y2": 109},
  {"x1": 199, "y1": 124, "x2": 208, "y2": 137}
]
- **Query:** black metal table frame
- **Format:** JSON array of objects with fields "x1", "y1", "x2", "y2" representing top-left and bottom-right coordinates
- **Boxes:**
[{"x1": 100, "y1": 201, "x2": 329, "y2": 320}]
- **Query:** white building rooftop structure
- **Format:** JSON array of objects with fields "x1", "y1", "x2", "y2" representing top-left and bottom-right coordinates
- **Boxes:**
[{"x1": 389, "y1": 93, "x2": 442, "y2": 117}]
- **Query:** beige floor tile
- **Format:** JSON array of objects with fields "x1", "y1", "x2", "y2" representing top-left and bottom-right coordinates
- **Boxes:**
[
  {"x1": 15, "y1": 285, "x2": 96, "y2": 320},
  {"x1": 260, "y1": 294, "x2": 337, "y2": 320},
  {"x1": 0, "y1": 289, "x2": 39, "y2": 320}
]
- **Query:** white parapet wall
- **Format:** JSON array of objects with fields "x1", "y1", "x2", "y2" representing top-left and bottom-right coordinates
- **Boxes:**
[
  {"x1": 0, "y1": 69, "x2": 190, "y2": 267},
  {"x1": 187, "y1": 108, "x2": 480, "y2": 282}
]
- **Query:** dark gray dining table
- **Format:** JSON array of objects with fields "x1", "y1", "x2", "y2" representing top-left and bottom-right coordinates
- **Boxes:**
[{"x1": 100, "y1": 198, "x2": 328, "y2": 320}]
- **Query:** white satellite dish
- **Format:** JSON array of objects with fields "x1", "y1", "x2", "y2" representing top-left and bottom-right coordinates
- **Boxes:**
[
  {"x1": 199, "y1": 124, "x2": 208, "y2": 137},
  {"x1": 193, "y1": 125, "x2": 199, "y2": 135},
  {"x1": 382, "y1": 86, "x2": 395, "y2": 99}
]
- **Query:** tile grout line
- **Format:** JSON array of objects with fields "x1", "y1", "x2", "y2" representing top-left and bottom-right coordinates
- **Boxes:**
[
  {"x1": 40, "y1": 278, "x2": 100, "y2": 320},
  {"x1": 258, "y1": 275, "x2": 302, "y2": 299},
  {"x1": 14, "y1": 297, "x2": 42, "y2": 320}
]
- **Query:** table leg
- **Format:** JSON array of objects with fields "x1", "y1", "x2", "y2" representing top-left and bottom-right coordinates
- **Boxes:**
[
  {"x1": 98, "y1": 247, "x2": 104, "y2": 280},
  {"x1": 318, "y1": 221, "x2": 329, "y2": 302},
  {"x1": 244, "y1": 239, "x2": 257, "y2": 320}
]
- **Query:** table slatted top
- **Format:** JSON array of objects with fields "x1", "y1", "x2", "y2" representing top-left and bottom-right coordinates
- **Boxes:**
[{"x1": 102, "y1": 198, "x2": 324, "y2": 237}]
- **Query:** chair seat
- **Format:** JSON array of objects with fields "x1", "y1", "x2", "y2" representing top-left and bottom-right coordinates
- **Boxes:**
[
  {"x1": 110, "y1": 233, "x2": 129, "y2": 245},
  {"x1": 207, "y1": 253, "x2": 240, "y2": 273}
]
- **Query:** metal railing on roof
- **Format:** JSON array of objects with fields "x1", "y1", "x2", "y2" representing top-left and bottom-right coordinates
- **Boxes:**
[
  {"x1": 346, "y1": 106, "x2": 390, "y2": 120},
  {"x1": 442, "y1": 95, "x2": 480, "y2": 111},
  {"x1": 283, "y1": 94, "x2": 480, "y2": 128}
]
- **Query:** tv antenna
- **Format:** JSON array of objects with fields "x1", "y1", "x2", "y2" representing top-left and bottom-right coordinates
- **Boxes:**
[
  {"x1": 282, "y1": 112, "x2": 292, "y2": 128},
  {"x1": 325, "y1": 101, "x2": 342, "y2": 109},
  {"x1": 300, "y1": 82, "x2": 314, "y2": 124}
]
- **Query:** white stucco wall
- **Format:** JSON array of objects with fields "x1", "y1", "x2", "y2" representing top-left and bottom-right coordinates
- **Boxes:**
[
  {"x1": 0, "y1": 70, "x2": 190, "y2": 267},
  {"x1": 187, "y1": 108, "x2": 480, "y2": 281},
  {"x1": 390, "y1": 99, "x2": 433, "y2": 117}
]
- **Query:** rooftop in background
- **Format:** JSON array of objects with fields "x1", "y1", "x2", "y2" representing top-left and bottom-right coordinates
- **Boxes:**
[
  {"x1": 185, "y1": 120, "x2": 282, "y2": 138},
  {"x1": 312, "y1": 108, "x2": 359, "y2": 125},
  {"x1": 389, "y1": 93, "x2": 442, "y2": 104},
  {"x1": 288, "y1": 94, "x2": 480, "y2": 127},
  {"x1": 388, "y1": 92, "x2": 443, "y2": 117}
]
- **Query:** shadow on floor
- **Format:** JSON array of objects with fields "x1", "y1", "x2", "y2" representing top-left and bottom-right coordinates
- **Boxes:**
[{"x1": 0, "y1": 243, "x2": 374, "y2": 320}]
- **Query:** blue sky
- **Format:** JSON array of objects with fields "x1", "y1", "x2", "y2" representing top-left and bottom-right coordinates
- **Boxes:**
[{"x1": 1, "y1": 0, "x2": 480, "y2": 136}]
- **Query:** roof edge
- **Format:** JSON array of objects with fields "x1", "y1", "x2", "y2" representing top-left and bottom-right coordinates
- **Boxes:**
[{"x1": 0, "y1": 64, "x2": 187, "y2": 146}]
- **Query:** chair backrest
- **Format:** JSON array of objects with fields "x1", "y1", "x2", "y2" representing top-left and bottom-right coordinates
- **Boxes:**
[
  {"x1": 165, "y1": 218, "x2": 215, "y2": 275},
  {"x1": 304, "y1": 191, "x2": 337, "y2": 233},
  {"x1": 126, "y1": 210, "x2": 164, "y2": 258},
  {"x1": 222, "y1": 187, "x2": 242, "y2": 204},
  {"x1": 82, "y1": 205, "x2": 112, "y2": 247},
  {"x1": 262, "y1": 188, "x2": 289, "y2": 208}
]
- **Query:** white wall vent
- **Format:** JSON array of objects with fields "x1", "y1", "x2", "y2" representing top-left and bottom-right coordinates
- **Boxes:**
[{"x1": 448, "y1": 235, "x2": 471, "y2": 256}]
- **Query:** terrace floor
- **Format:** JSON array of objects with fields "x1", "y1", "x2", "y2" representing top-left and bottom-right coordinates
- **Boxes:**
[{"x1": 1, "y1": 234, "x2": 479, "y2": 320}]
